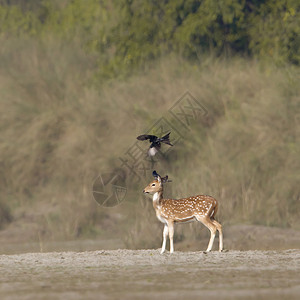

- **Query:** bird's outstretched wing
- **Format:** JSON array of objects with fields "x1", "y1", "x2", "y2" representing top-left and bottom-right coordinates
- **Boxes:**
[{"x1": 136, "y1": 134, "x2": 157, "y2": 142}]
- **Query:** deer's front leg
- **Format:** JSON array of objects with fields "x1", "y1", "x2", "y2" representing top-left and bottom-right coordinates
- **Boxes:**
[
  {"x1": 161, "y1": 224, "x2": 168, "y2": 254},
  {"x1": 168, "y1": 221, "x2": 174, "y2": 253}
]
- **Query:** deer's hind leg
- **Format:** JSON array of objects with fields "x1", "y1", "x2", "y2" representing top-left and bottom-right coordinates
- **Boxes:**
[
  {"x1": 211, "y1": 219, "x2": 223, "y2": 252},
  {"x1": 196, "y1": 215, "x2": 217, "y2": 252}
]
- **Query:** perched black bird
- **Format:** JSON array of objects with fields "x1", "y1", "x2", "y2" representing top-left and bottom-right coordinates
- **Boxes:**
[
  {"x1": 137, "y1": 132, "x2": 173, "y2": 156},
  {"x1": 153, "y1": 170, "x2": 171, "y2": 183}
]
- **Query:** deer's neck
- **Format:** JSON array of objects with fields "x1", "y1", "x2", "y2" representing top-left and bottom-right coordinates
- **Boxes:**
[{"x1": 153, "y1": 190, "x2": 163, "y2": 209}]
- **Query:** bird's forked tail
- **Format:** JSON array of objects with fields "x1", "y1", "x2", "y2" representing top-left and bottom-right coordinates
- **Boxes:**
[{"x1": 160, "y1": 132, "x2": 173, "y2": 146}]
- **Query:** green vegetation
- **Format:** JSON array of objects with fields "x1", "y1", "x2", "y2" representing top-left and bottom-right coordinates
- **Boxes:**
[
  {"x1": 0, "y1": 0, "x2": 299, "y2": 77},
  {"x1": 0, "y1": 0, "x2": 299, "y2": 247}
]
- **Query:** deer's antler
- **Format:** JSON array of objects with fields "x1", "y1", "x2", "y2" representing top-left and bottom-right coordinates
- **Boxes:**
[{"x1": 161, "y1": 175, "x2": 172, "y2": 183}]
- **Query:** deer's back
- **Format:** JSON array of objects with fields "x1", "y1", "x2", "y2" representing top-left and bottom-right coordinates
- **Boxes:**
[{"x1": 159, "y1": 195, "x2": 218, "y2": 221}]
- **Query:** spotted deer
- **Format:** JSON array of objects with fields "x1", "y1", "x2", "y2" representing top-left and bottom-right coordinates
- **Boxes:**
[{"x1": 143, "y1": 171, "x2": 223, "y2": 254}]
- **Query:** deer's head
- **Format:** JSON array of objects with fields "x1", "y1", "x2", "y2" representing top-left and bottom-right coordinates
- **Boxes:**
[{"x1": 143, "y1": 171, "x2": 170, "y2": 194}]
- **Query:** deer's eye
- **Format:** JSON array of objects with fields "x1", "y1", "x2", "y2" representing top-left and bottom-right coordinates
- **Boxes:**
[{"x1": 152, "y1": 183, "x2": 156, "y2": 186}]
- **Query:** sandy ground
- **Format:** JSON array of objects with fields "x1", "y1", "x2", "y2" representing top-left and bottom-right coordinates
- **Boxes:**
[
  {"x1": 1, "y1": 224, "x2": 300, "y2": 254},
  {"x1": 0, "y1": 249, "x2": 299, "y2": 300}
]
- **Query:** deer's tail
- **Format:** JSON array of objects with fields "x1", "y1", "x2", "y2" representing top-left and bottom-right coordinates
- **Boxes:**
[{"x1": 210, "y1": 200, "x2": 218, "y2": 220}]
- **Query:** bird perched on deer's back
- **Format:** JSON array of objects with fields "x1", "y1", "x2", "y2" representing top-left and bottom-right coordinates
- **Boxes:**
[{"x1": 136, "y1": 132, "x2": 173, "y2": 156}]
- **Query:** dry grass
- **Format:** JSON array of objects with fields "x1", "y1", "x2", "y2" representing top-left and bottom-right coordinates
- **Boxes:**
[{"x1": 0, "y1": 37, "x2": 299, "y2": 247}]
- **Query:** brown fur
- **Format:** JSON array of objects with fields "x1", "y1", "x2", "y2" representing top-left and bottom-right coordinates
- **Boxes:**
[{"x1": 143, "y1": 178, "x2": 223, "y2": 253}]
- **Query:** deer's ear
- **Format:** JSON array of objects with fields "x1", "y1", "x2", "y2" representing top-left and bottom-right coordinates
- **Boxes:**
[{"x1": 157, "y1": 176, "x2": 161, "y2": 183}]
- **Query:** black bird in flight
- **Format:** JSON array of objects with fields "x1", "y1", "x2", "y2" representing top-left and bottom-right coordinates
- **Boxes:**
[{"x1": 137, "y1": 132, "x2": 173, "y2": 156}]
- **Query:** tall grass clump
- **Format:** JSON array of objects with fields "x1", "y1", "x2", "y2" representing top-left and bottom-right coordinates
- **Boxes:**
[
  {"x1": 122, "y1": 58, "x2": 300, "y2": 248},
  {"x1": 0, "y1": 37, "x2": 111, "y2": 241},
  {"x1": 0, "y1": 34, "x2": 299, "y2": 246}
]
